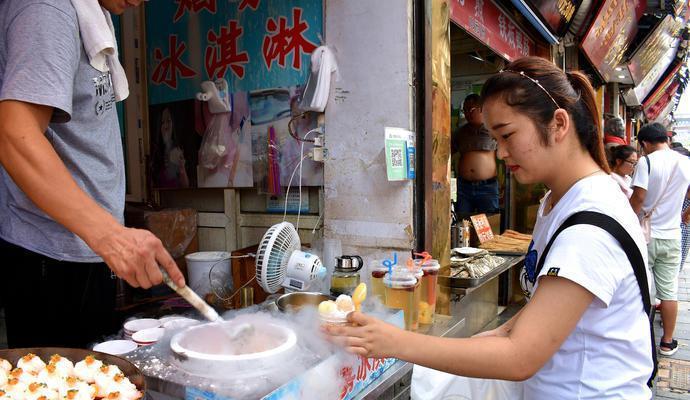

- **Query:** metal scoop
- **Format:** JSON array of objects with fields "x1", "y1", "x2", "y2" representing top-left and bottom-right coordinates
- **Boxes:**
[{"x1": 160, "y1": 267, "x2": 222, "y2": 322}]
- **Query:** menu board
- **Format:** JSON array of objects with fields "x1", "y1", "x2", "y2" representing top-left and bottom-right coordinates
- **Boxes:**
[{"x1": 471, "y1": 214, "x2": 495, "y2": 244}]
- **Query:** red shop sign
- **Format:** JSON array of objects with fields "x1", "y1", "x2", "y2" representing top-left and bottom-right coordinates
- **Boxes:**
[
  {"x1": 643, "y1": 63, "x2": 683, "y2": 121},
  {"x1": 450, "y1": 0, "x2": 535, "y2": 61},
  {"x1": 645, "y1": 80, "x2": 679, "y2": 121},
  {"x1": 580, "y1": 0, "x2": 646, "y2": 82},
  {"x1": 643, "y1": 63, "x2": 682, "y2": 110}
]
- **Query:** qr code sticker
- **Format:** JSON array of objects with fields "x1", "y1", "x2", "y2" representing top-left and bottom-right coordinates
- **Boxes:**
[{"x1": 391, "y1": 147, "x2": 404, "y2": 167}]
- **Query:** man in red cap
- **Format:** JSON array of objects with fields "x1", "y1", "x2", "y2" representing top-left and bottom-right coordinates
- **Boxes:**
[{"x1": 603, "y1": 116, "x2": 626, "y2": 151}]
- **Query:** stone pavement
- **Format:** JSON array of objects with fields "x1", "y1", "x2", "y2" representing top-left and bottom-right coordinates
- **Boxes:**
[{"x1": 655, "y1": 265, "x2": 690, "y2": 399}]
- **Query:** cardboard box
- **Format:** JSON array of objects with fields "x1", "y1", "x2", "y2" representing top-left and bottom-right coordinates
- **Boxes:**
[{"x1": 120, "y1": 204, "x2": 199, "y2": 306}]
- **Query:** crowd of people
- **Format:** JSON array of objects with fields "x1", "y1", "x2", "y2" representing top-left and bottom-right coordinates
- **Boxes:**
[{"x1": 606, "y1": 121, "x2": 690, "y2": 356}]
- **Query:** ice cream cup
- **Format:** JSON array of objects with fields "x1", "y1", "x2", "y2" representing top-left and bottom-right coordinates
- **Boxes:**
[{"x1": 319, "y1": 313, "x2": 351, "y2": 327}]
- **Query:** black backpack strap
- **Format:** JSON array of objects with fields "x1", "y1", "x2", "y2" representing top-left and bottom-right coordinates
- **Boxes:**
[
  {"x1": 535, "y1": 211, "x2": 657, "y2": 387},
  {"x1": 644, "y1": 155, "x2": 650, "y2": 175}
]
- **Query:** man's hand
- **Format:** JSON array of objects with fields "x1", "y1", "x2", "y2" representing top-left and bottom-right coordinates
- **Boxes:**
[
  {"x1": 630, "y1": 186, "x2": 647, "y2": 215},
  {"x1": 90, "y1": 226, "x2": 185, "y2": 289}
]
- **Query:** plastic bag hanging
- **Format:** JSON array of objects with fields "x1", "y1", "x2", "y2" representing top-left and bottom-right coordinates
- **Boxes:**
[
  {"x1": 197, "y1": 79, "x2": 233, "y2": 170},
  {"x1": 298, "y1": 45, "x2": 339, "y2": 112},
  {"x1": 199, "y1": 113, "x2": 231, "y2": 169}
]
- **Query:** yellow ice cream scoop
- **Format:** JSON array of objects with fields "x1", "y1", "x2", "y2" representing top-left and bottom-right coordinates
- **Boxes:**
[{"x1": 352, "y1": 283, "x2": 367, "y2": 311}]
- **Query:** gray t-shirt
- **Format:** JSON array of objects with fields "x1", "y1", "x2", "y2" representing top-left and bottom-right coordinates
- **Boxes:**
[{"x1": 0, "y1": 0, "x2": 125, "y2": 262}]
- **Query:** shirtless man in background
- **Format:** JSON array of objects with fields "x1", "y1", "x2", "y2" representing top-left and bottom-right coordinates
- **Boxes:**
[{"x1": 452, "y1": 94, "x2": 499, "y2": 215}]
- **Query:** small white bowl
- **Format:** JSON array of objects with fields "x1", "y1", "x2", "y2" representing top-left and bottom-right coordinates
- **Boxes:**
[
  {"x1": 93, "y1": 340, "x2": 138, "y2": 355},
  {"x1": 124, "y1": 318, "x2": 160, "y2": 336},
  {"x1": 132, "y1": 327, "x2": 165, "y2": 346},
  {"x1": 158, "y1": 315, "x2": 185, "y2": 325},
  {"x1": 163, "y1": 318, "x2": 201, "y2": 331}
]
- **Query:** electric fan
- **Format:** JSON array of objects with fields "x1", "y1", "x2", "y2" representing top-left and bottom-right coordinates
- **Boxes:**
[{"x1": 255, "y1": 222, "x2": 326, "y2": 293}]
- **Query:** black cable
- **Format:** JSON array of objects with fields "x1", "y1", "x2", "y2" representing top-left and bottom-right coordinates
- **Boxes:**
[{"x1": 288, "y1": 111, "x2": 316, "y2": 143}]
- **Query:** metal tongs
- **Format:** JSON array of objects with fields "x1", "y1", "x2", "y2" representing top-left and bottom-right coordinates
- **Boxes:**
[{"x1": 159, "y1": 267, "x2": 223, "y2": 322}]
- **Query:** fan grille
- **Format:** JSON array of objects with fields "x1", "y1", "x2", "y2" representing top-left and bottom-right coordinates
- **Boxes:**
[{"x1": 256, "y1": 222, "x2": 301, "y2": 293}]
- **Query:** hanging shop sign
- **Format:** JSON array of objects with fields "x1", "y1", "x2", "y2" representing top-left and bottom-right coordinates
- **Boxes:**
[
  {"x1": 643, "y1": 63, "x2": 682, "y2": 121},
  {"x1": 622, "y1": 15, "x2": 683, "y2": 106},
  {"x1": 628, "y1": 15, "x2": 683, "y2": 86},
  {"x1": 646, "y1": 81, "x2": 680, "y2": 122},
  {"x1": 450, "y1": 0, "x2": 536, "y2": 61},
  {"x1": 521, "y1": 0, "x2": 581, "y2": 37},
  {"x1": 146, "y1": 0, "x2": 322, "y2": 105},
  {"x1": 580, "y1": 0, "x2": 646, "y2": 82},
  {"x1": 624, "y1": 39, "x2": 680, "y2": 106},
  {"x1": 654, "y1": 99, "x2": 677, "y2": 124}
]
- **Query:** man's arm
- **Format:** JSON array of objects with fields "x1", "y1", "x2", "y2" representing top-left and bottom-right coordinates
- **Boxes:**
[
  {"x1": 683, "y1": 187, "x2": 690, "y2": 224},
  {"x1": 0, "y1": 100, "x2": 184, "y2": 288},
  {"x1": 630, "y1": 186, "x2": 647, "y2": 215}
]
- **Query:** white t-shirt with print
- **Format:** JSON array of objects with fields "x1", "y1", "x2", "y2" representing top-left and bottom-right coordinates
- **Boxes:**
[
  {"x1": 521, "y1": 174, "x2": 653, "y2": 400},
  {"x1": 631, "y1": 148, "x2": 690, "y2": 239}
]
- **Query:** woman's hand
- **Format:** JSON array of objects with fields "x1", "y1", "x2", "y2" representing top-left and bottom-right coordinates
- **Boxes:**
[{"x1": 323, "y1": 312, "x2": 406, "y2": 359}]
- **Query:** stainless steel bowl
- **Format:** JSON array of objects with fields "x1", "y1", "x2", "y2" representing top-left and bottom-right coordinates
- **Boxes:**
[{"x1": 275, "y1": 292, "x2": 334, "y2": 313}]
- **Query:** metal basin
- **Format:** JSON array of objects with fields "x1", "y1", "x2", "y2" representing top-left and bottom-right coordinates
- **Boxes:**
[
  {"x1": 170, "y1": 316, "x2": 297, "y2": 379},
  {"x1": 275, "y1": 292, "x2": 334, "y2": 313}
]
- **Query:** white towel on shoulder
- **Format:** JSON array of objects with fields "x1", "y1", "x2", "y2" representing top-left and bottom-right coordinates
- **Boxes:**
[{"x1": 70, "y1": 0, "x2": 129, "y2": 101}]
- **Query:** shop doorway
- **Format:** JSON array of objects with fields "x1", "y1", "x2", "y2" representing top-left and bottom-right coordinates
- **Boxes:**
[{"x1": 449, "y1": 24, "x2": 507, "y2": 234}]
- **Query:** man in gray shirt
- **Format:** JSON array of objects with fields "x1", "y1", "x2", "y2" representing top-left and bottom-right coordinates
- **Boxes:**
[{"x1": 0, "y1": 0, "x2": 184, "y2": 347}]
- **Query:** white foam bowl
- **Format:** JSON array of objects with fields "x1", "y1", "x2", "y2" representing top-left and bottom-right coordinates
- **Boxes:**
[
  {"x1": 93, "y1": 340, "x2": 138, "y2": 355},
  {"x1": 124, "y1": 318, "x2": 160, "y2": 336},
  {"x1": 163, "y1": 318, "x2": 201, "y2": 331},
  {"x1": 170, "y1": 317, "x2": 297, "y2": 379},
  {"x1": 132, "y1": 327, "x2": 165, "y2": 346}
]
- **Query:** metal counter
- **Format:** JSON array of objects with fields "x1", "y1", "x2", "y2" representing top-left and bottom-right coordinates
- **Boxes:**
[{"x1": 352, "y1": 315, "x2": 467, "y2": 400}]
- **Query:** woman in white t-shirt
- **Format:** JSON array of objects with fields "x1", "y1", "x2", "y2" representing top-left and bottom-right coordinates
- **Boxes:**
[
  {"x1": 608, "y1": 144, "x2": 638, "y2": 198},
  {"x1": 325, "y1": 57, "x2": 654, "y2": 399}
]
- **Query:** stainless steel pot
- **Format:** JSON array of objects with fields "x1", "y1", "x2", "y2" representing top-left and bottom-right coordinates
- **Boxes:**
[
  {"x1": 0, "y1": 347, "x2": 146, "y2": 395},
  {"x1": 275, "y1": 292, "x2": 334, "y2": 313}
]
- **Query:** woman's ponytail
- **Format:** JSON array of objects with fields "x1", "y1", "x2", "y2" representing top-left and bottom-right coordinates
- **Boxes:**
[{"x1": 565, "y1": 71, "x2": 610, "y2": 173}]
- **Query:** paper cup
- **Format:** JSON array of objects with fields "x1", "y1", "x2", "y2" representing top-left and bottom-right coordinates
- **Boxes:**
[{"x1": 320, "y1": 314, "x2": 351, "y2": 327}]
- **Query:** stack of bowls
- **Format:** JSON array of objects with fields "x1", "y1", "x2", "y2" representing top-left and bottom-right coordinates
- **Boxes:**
[
  {"x1": 131, "y1": 327, "x2": 165, "y2": 347},
  {"x1": 123, "y1": 318, "x2": 160, "y2": 340}
]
